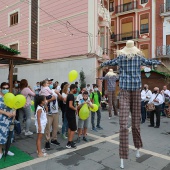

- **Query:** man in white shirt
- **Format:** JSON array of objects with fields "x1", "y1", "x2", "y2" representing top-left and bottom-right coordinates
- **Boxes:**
[
  {"x1": 148, "y1": 87, "x2": 163, "y2": 128},
  {"x1": 161, "y1": 85, "x2": 170, "y2": 116},
  {"x1": 141, "y1": 84, "x2": 152, "y2": 123}
]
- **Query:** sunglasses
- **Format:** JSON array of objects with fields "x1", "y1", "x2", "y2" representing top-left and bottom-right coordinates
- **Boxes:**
[{"x1": 2, "y1": 87, "x2": 9, "y2": 90}]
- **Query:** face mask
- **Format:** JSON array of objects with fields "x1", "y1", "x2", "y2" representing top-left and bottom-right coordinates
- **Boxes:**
[
  {"x1": 15, "y1": 84, "x2": 18, "y2": 88},
  {"x1": 2, "y1": 89, "x2": 9, "y2": 94},
  {"x1": 144, "y1": 87, "x2": 147, "y2": 90},
  {"x1": 94, "y1": 88, "x2": 98, "y2": 91},
  {"x1": 153, "y1": 91, "x2": 157, "y2": 94},
  {"x1": 49, "y1": 84, "x2": 53, "y2": 89}
]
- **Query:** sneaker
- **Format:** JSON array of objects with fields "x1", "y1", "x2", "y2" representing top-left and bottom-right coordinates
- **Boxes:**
[
  {"x1": 61, "y1": 134, "x2": 68, "y2": 139},
  {"x1": 66, "y1": 142, "x2": 71, "y2": 149},
  {"x1": 96, "y1": 126, "x2": 103, "y2": 130},
  {"x1": 70, "y1": 141, "x2": 77, "y2": 149},
  {"x1": 57, "y1": 131, "x2": 60, "y2": 135},
  {"x1": 154, "y1": 126, "x2": 159, "y2": 128},
  {"x1": 91, "y1": 128, "x2": 98, "y2": 132},
  {"x1": 21, "y1": 129, "x2": 25, "y2": 134},
  {"x1": 51, "y1": 105, "x2": 56, "y2": 110},
  {"x1": 51, "y1": 140, "x2": 60, "y2": 146},
  {"x1": 45, "y1": 141, "x2": 51, "y2": 150},
  {"x1": 0, "y1": 153, "x2": 3, "y2": 159},
  {"x1": 25, "y1": 131, "x2": 33, "y2": 136},
  {"x1": 77, "y1": 137, "x2": 81, "y2": 143},
  {"x1": 7, "y1": 151, "x2": 14, "y2": 156},
  {"x1": 109, "y1": 117, "x2": 111, "y2": 120},
  {"x1": 83, "y1": 136, "x2": 88, "y2": 142}
]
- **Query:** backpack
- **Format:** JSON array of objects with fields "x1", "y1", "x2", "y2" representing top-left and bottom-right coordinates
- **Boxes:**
[{"x1": 91, "y1": 91, "x2": 101, "y2": 103}]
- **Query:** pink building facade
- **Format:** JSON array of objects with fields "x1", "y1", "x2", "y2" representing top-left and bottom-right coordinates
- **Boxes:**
[{"x1": 0, "y1": 0, "x2": 111, "y2": 88}]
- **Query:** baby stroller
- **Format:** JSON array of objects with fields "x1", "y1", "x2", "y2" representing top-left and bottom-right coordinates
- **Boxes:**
[{"x1": 101, "y1": 96, "x2": 108, "y2": 110}]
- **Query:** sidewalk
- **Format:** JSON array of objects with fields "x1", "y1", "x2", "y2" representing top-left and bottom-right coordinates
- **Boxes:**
[{"x1": 5, "y1": 110, "x2": 170, "y2": 170}]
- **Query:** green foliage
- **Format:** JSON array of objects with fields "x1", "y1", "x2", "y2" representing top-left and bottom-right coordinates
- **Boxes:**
[
  {"x1": 0, "y1": 44, "x2": 20, "y2": 55},
  {"x1": 79, "y1": 69, "x2": 86, "y2": 89}
]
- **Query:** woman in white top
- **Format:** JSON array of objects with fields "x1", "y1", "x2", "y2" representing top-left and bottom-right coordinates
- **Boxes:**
[
  {"x1": 61, "y1": 84, "x2": 69, "y2": 139},
  {"x1": 34, "y1": 95, "x2": 47, "y2": 157}
]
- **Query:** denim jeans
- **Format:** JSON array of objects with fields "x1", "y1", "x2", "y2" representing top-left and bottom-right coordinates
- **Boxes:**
[
  {"x1": 91, "y1": 108, "x2": 101, "y2": 128},
  {"x1": 62, "y1": 112, "x2": 68, "y2": 135},
  {"x1": 19, "y1": 105, "x2": 32, "y2": 132}
]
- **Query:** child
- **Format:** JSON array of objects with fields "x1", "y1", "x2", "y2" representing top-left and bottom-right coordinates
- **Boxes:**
[
  {"x1": 34, "y1": 95, "x2": 48, "y2": 157},
  {"x1": 90, "y1": 84, "x2": 103, "y2": 131},
  {"x1": 39, "y1": 80, "x2": 56, "y2": 114},
  {"x1": 66, "y1": 84, "x2": 77, "y2": 149},
  {"x1": 77, "y1": 91, "x2": 93, "y2": 143}
]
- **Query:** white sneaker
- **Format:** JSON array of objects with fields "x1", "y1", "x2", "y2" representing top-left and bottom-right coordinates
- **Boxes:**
[
  {"x1": 22, "y1": 129, "x2": 25, "y2": 133},
  {"x1": 7, "y1": 151, "x2": 14, "y2": 156},
  {"x1": 109, "y1": 117, "x2": 111, "y2": 120},
  {"x1": 0, "y1": 153, "x2": 3, "y2": 159},
  {"x1": 25, "y1": 131, "x2": 33, "y2": 136}
]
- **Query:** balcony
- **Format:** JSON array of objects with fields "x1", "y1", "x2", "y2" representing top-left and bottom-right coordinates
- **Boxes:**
[
  {"x1": 157, "y1": 45, "x2": 170, "y2": 57},
  {"x1": 111, "y1": 31, "x2": 139, "y2": 42},
  {"x1": 160, "y1": 3, "x2": 170, "y2": 17},
  {"x1": 98, "y1": 3, "x2": 111, "y2": 24},
  {"x1": 115, "y1": 1, "x2": 137, "y2": 14},
  {"x1": 140, "y1": 28, "x2": 149, "y2": 34}
]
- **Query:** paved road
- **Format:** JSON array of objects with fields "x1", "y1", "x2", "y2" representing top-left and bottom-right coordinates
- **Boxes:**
[{"x1": 3, "y1": 110, "x2": 170, "y2": 170}]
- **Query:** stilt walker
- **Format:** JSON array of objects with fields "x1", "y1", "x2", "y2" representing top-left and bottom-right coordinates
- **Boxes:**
[
  {"x1": 101, "y1": 40, "x2": 162, "y2": 169},
  {"x1": 98, "y1": 69, "x2": 118, "y2": 118}
]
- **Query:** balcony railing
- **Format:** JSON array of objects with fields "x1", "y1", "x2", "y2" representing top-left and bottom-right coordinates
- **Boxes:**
[
  {"x1": 111, "y1": 31, "x2": 139, "y2": 42},
  {"x1": 115, "y1": 1, "x2": 137, "y2": 14},
  {"x1": 160, "y1": 3, "x2": 170, "y2": 14},
  {"x1": 157, "y1": 45, "x2": 170, "y2": 57},
  {"x1": 140, "y1": 28, "x2": 149, "y2": 34}
]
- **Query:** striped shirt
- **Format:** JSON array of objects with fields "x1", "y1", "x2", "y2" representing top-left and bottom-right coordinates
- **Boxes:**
[{"x1": 101, "y1": 55, "x2": 161, "y2": 91}]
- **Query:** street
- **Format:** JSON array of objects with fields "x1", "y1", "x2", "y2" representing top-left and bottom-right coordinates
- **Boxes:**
[{"x1": 3, "y1": 110, "x2": 170, "y2": 170}]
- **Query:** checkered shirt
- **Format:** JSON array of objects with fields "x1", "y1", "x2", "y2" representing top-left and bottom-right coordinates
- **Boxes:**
[{"x1": 101, "y1": 55, "x2": 161, "y2": 91}]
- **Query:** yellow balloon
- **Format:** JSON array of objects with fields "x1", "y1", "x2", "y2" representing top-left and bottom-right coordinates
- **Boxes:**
[
  {"x1": 31, "y1": 100, "x2": 34, "y2": 106},
  {"x1": 4, "y1": 93, "x2": 15, "y2": 108},
  {"x1": 90, "y1": 104, "x2": 98, "y2": 112},
  {"x1": 79, "y1": 104, "x2": 90, "y2": 120},
  {"x1": 68, "y1": 70, "x2": 78, "y2": 83},
  {"x1": 13, "y1": 95, "x2": 26, "y2": 109}
]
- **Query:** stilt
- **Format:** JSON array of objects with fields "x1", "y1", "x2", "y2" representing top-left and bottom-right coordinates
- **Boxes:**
[{"x1": 120, "y1": 158, "x2": 124, "y2": 169}]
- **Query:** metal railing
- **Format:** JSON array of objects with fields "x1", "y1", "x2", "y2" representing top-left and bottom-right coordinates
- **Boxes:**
[
  {"x1": 111, "y1": 31, "x2": 139, "y2": 42},
  {"x1": 157, "y1": 45, "x2": 170, "y2": 57},
  {"x1": 115, "y1": 1, "x2": 137, "y2": 13},
  {"x1": 160, "y1": 3, "x2": 170, "y2": 14},
  {"x1": 140, "y1": 28, "x2": 149, "y2": 34}
]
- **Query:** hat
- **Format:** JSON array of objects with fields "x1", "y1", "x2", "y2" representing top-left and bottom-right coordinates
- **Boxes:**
[
  {"x1": 117, "y1": 40, "x2": 143, "y2": 58},
  {"x1": 46, "y1": 78, "x2": 53, "y2": 81},
  {"x1": 106, "y1": 69, "x2": 117, "y2": 77}
]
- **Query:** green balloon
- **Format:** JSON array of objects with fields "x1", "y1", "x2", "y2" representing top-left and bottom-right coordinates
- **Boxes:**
[
  {"x1": 79, "y1": 104, "x2": 90, "y2": 120},
  {"x1": 90, "y1": 104, "x2": 98, "y2": 112},
  {"x1": 13, "y1": 95, "x2": 26, "y2": 109}
]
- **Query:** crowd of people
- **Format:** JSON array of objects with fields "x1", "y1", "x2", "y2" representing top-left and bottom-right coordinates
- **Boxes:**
[
  {"x1": 141, "y1": 84, "x2": 170, "y2": 128},
  {"x1": 0, "y1": 78, "x2": 104, "y2": 158},
  {"x1": 0, "y1": 78, "x2": 170, "y2": 158}
]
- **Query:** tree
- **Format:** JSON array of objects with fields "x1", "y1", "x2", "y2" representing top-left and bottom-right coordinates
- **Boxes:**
[{"x1": 79, "y1": 69, "x2": 86, "y2": 89}]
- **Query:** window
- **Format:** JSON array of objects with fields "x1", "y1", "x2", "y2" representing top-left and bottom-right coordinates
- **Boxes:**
[
  {"x1": 141, "y1": 0, "x2": 148, "y2": 4},
  {"x1": 141, "y1": 44, "x2": 149, "y2": 58},
  {"x1": 140, "y1": 14, "x2": 149, "y2": 34},
  {"x1": 121, "y1": 22, "x2": 133, "y2": 40},
  {"x1": 10, "y1": 12, "x2": 18, "y2": 26},
  {"x1": 109, "y1": 1, "x2": 114, "y2": 12},
  {"x1": 10, "y1": 43, "x2": 18, "y2": 51}
]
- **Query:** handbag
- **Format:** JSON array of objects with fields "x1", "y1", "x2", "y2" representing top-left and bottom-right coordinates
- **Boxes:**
[{"x1": 145, "y1": 94, "x2": 159, "y2": 112}]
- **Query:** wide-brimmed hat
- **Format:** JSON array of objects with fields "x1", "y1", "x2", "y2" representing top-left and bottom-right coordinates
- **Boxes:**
[
  {"x1": 117, "y1": 40, "x2": 143, "y2": 58},
  {"x1": 106, "y1": 69, "x2": 117, "y2": 76}
]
